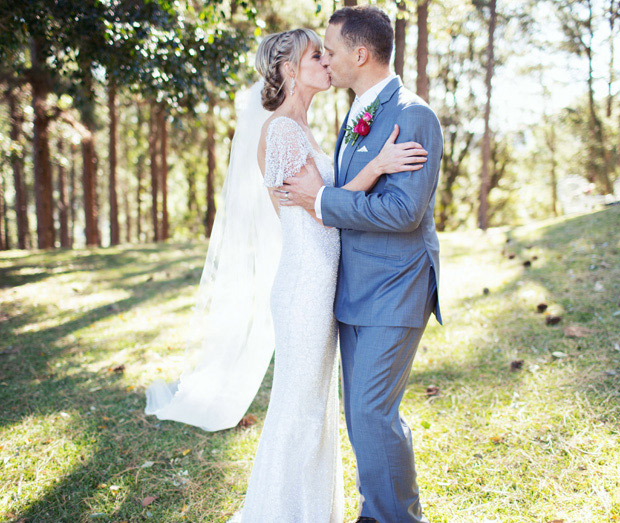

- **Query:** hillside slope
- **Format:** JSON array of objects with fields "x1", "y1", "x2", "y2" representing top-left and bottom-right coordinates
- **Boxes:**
[{"x1": 1, "y1": 206, "x2": 618, "y2": 522}]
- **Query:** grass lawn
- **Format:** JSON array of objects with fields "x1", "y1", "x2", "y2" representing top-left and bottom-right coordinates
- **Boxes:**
[{"x1": 1, "y1": 205, "x2": 619, "y2": 523}]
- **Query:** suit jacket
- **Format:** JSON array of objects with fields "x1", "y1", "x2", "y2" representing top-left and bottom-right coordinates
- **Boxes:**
[{"x1": 321, "y1": 76, "x2": 443, "y2": 328}]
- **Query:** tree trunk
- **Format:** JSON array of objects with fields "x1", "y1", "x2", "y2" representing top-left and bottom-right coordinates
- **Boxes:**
[
  {"x1": 550, "y1": 142, "x2": 558, "y2": 217},
  {"x1": 187, "y1": 166, "x2": 197, "y2": 233},
  {"x1": 31, "y1": 38, "x2": 56, "y2": 249},
  {"x1": 416, "y1": 0, "x2": 430, "y2": 101},
  {"x1": 136, "y1": 103, "x2": 144, "y2": 242},
  {"x1": 437, "y1": 131, "x2": 473, "y2": 231},
  {"x1": 585, "y1": 3, "x2": 613, "y2": 194},
  {"x1": 7, "y1": 88, "x2": 30, "y2": 249},
  {"x1": 205, "y1": 100, "x2": 216, "y2": 238},
  {"x1": 108, "y1": 81, "x2": 120, "y2": 246},
  {"x1": 608, "y1": 0, "x2": 617, "y2": 118},
  {"x1": 57, "y1": 138, "x2": 70, "y2": 247},
  {"x1": 185, "y1": 123, "x2": 198, "y2": 234},
  {"x1": 149, "y1": 101, "x2": 159, "y2": 241},
  {"x1": 69, "y1": 142, "x2": 76, "y2": 248},
  {"x1": 80, "y1": 68, "x2": 100, "y2": 247},
  {"x1": 394, "y1": 1, "x2": 408, "y2": 79},
  {"x1": 477, "y1": 0, "x2": 496, "y2": 231},
  {"x1": 0, "y1": 172, "x2": 6, "y2": 250},
  {"x1": 159, "y1": 104, "x2": 169, "y2": 240},
  {"x1": 121, "y1": 107, "x2": 131, "y2": 243}
]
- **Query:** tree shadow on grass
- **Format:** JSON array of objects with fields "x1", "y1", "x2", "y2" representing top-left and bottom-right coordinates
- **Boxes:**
[
  {"x1": 401, "y1": 209, "x2": 620, "y2": 521},
  {"x1": 0, "y1": 242, "x2": 206, "y2": 289},
  {"x1": 8, "y1": 371, "x2": 270, "y2": 523},
  {"x1": 5, "y1": 211, "x2": 619, "y2": 521},
  {"x1": 0, "y1": 241, "x2": 273, "y2": 521},
  {"x1": 0, "y1": 244, "x2": 210, "y2": 429},
  {"x1": 408, "y1": 206, "x2": 620, "y2": 425}
]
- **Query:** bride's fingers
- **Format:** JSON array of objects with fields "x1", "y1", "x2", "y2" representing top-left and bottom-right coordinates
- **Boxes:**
[
  {"x1": 393, "y1": 155, "x2": 427, "y2": 166},
  {"x1": 401, "y1": 163, "x2": 425, "y2": 171},
  {"x1": 396, "y1": 141, "x2": 425, "y2": 148},
  {"x1": 403, "y1": 156, "x2": 428, "y2": 163},
  {"x1": 385, "y1": 124, "x2": 400, "y2": 145},
  {"x1": 393, "y1": 140, "x2": 423, "y2": 148},
  {"x1": 395, "y1": 159, "x2": 427, "y2": 170},
  {"x1": 397, "y1": 144, "x2": 427, "y2": 154}
]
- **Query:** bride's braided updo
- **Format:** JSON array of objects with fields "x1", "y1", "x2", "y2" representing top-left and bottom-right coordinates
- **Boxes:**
[{"x1": 255, "y1": 28, "x2": 323, "y2": 111}]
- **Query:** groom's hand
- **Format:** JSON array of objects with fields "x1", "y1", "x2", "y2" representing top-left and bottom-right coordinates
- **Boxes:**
[{"x1": 277, "y1": 162, "x2": 323, "y2": 211}]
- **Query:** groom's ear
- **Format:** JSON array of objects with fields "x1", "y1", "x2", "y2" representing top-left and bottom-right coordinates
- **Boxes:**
[{"x1": 356, "y1": 47, "x2": 370, "y2": 67}]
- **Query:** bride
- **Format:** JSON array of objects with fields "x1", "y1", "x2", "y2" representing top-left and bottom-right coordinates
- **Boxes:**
[{"x1": 146, "y1": 28, "x2": 427, "y2": 522}]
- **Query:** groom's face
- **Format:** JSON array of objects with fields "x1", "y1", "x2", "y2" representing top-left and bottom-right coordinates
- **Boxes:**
[{"x1": 321, "y1": 23, "x2": 358, "y2": 90}]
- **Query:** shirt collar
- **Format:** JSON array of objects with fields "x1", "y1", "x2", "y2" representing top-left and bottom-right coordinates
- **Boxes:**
[{"x1": 355, "y1": 73, "x2": 398, "y2": 110}]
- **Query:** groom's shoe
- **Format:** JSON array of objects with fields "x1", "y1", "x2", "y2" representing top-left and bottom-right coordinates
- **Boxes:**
[{"x1": 355, "y1": 518, "x2": 378, "y2": 523}]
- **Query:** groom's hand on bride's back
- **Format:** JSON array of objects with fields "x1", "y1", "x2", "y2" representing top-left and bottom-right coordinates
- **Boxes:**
[{"x1": 277, "y1": 162, "x2": 323, "y2": 210}]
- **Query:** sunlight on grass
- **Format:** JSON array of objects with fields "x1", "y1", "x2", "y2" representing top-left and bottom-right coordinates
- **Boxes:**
[
  {"x1": 1, "y1": 411, "x2": 98, "y2": 515},
  {"x1": 1, "y1": 208, "x2": 619, "y2": 522}
]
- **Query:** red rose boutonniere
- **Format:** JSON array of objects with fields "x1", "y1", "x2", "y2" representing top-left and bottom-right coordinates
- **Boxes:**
[{"x1": 344, "y1": 97, "x2": 380, "y2": 146}]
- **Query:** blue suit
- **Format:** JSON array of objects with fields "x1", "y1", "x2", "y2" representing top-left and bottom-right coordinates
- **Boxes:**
[{"x1": 321, "y1": 76, "x2": 443, "y2": 522}]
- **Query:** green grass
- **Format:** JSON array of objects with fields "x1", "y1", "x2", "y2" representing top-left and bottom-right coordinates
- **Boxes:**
[{"x1": 1, "y1": 206, "x2": 619, "y2": 523}]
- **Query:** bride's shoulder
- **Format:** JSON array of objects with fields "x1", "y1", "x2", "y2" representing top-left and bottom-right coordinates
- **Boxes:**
[{"x1": 263, "y1": 115, "x2": 305, "y2": 141}]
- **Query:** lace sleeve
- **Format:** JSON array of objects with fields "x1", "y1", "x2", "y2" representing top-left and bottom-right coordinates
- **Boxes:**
[{"x1": 263, "y1": 117, "x2": 311, "y2": 187}]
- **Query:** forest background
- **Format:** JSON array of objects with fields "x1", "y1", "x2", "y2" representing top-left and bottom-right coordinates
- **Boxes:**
[{"x1": 0, "y1": 0, "x2": 618, "y2": 253}]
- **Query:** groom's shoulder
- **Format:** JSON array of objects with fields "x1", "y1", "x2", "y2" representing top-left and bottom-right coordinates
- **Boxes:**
[
  {"x1": 393, "y1": 87, "x2": 441, "y2": 128},
  {"x1": 397, "y1": 85, "x2": 427, "y2": 107}
]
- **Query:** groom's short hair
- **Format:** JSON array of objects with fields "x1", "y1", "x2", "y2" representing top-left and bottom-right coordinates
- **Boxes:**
[{"x1": 329, "y1": 6, "x2": 393, "y2": 65}]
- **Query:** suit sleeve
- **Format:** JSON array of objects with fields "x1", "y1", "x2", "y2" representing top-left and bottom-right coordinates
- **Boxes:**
[{"x1": 321, "y1": 104, "x2": 443, "y2": 233}]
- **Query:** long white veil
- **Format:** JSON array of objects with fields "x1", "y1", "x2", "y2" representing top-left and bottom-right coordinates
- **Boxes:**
[{"x1": 145, "y1": 80, "x2": 281, "y2": 431}]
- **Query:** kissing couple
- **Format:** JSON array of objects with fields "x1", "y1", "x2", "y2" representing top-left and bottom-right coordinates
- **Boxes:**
[{"x1": 146, "y1": 5, "x2": 443, "y2": 523}]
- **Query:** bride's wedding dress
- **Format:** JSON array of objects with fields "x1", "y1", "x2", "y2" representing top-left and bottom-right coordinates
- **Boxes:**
[
  {"x1": 236, "y1": 116, "x2": 344, "y2": 522},
  {"x1": 144, "y1": 81, "x2": 343, "y2": 521}
]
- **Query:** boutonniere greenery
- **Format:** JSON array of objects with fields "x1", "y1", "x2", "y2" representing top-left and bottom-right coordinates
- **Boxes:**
[{"x1": 344, "y1": 97, "x2": 380, "y2": 146}]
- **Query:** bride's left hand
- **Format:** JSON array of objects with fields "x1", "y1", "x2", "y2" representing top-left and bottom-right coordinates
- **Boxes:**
[{"x1": 373, "y1": 124, "x2": 428, "y2": 176}]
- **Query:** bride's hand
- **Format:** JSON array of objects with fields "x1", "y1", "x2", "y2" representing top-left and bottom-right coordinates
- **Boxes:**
[{"x1": 372, "y1": 124, "x2": 427, "y2": 176}]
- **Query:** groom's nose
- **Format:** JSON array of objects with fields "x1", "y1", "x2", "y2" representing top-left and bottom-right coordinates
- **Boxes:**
[{"x1": 320, "y1": 54, "x2": 329, "y2": 67}]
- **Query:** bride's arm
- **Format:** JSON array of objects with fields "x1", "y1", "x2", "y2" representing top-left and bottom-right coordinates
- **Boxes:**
[
  {"x1": 266, "y1": 189, "x2": 281, "y2": 217},
  {"x1": 280, "y1": 125, "x2": 427, "y2": 225},
  {"x1": 342, "y1": 124, "x2": 427, "y2": 192}
]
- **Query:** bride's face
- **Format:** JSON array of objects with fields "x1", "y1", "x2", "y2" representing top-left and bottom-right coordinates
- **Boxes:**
[{"x1": 294, "y1": 43, "x2": 331, "y2": 94}]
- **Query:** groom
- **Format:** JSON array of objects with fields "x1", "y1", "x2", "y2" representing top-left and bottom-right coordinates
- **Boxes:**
[{"x1": 281, "y1": 6, "x2": 442, "y2": 523}]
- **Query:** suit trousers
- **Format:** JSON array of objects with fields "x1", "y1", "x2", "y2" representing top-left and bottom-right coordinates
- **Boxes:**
[{"x1": 339, "y1": 266, "x2": 437, "y2": 523}]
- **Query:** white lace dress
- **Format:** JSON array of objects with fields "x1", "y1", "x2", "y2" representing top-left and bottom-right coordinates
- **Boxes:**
[{"x1": 233, "y1": 116, "x2": 343, "y2": 523}]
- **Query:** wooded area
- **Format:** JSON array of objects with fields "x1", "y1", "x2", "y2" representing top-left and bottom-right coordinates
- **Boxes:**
[{"x1": 0, "y1": 0, "x2": 618, "y2": 250}]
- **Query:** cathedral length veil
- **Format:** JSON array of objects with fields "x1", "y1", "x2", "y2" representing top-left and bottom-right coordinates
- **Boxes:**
[{"x1": 144, "y1": 80, "x2": 281, "y2": 431}]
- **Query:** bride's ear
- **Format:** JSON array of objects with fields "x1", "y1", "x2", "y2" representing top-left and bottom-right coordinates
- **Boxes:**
[{"x1": 283, "y1": 62, "x2": 296, "y2": 80}]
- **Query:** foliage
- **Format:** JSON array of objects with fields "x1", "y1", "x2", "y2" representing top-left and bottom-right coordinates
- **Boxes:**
[{"x1": 0, "y1": 0, "x2": 255, "y2": 107}]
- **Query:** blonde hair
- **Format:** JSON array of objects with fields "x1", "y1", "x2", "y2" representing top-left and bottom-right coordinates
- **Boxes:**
[{"x1": 255, "y1": 28, "x2": 323, "y2": 111}]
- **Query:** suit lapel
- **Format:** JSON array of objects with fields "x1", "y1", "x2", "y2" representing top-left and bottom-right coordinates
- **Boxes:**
[
  {"x1": 334, "y1": 108, "x2": 350, "y2": 187},
  {"x1": 341, "y1": 77, "x2": 403, "y2": 186},
  {"x1": 340, "y1": 138, "x2": 357, "y2": 186}
]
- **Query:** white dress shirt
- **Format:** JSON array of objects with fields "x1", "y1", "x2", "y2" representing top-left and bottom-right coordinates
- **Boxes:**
[{"x1": 314, "y1": 73, "x2": 398, "y2": 219}]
